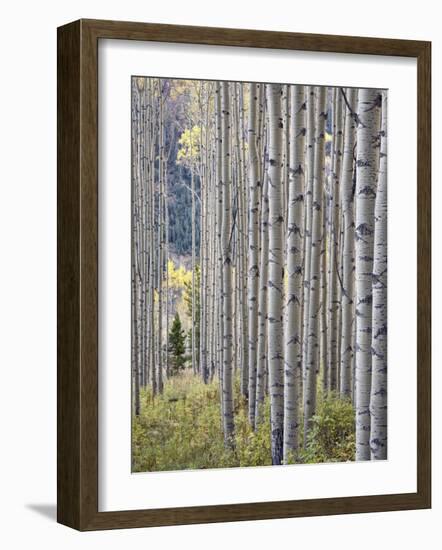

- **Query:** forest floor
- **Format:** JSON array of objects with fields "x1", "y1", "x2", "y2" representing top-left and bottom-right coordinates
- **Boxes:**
[{"x1": 132, "y1": 371, "x2": 356, "y2": 473}]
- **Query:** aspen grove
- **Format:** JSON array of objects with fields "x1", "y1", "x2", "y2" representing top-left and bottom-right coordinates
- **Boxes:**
[{"x1": 131, "y1": 77, "x2": 387, "y2": 471}]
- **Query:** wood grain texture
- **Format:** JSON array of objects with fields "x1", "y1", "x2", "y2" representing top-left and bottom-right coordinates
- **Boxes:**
[
  {"x1": 416, "y1": 41, "x2": 431, "y2": 506},
  {"x1": 57, "y1": 19, "x2": 431, "y2": 531},
  {"x1": 57, "y1": 20, "x2": 81, "y2": 529}
]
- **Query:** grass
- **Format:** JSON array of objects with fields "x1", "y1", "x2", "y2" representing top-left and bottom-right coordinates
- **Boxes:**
[{"x1": 132, "y1": 371, "x2": 355, "y2": 472}]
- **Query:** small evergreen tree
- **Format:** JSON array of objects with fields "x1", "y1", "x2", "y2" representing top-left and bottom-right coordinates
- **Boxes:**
[{"x1": 168, "y1": 313, "x2": 187, "y2": 375}]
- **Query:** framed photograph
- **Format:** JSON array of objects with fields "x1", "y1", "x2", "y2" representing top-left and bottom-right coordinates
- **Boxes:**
[{"x1": 57, "y1": 19, "x2": 431, "y2": 530}]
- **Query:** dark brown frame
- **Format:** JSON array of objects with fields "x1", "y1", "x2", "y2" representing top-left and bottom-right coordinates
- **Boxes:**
[{"x1": 57, "y1": 18, "x2": 431, "y2": 531}]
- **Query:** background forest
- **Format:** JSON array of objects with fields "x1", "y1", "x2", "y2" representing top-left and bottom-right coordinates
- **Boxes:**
[{"x1": 131, "y1": 77, "x2": 387, "y2": 471}]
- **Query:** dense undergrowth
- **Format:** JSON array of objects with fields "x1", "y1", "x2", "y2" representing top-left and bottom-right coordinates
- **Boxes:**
[{"x1": 132, "y1": 371, "x2": 355, "y2": 472}]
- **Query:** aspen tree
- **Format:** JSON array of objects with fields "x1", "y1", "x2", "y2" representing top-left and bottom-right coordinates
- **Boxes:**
[
  {"x1": 302, "y1": 87, "x2": 316, "y2": 387},
  {"x1": 255, "y1": 93, "x2": 268, "y2": 426},
  {"x1": 149, "y1": 79, "x2": 157, "y2": 396},
  {"x1": 157, "y1": 79, "x2": 164, "y2": 394},
  {"x1": 328, "y1": 88, "x2": 344, "y2": 391},
  {"x1": 303, "y1": 86, "x2": 327, "y2": 441},
  {"x1": 370, "y1": 92, "x2": 387, "y2": 460},
  {"x1": 215, "y1": 83, "x2": 224, "y2": 394},
  {"x1": 283, "y1": 85, "x2": 305, "y2": 462},
  {"x1": 255, "y1": 171, "x2": 269, "y2": 425},
  {"x1": 132, "y1": 79, "x2": 141, "y2": 415},
  {"x1": 190, "y1": 118, "x2": 197, "y2": 375},
  {"x1": 221, "y1": 82, "x2": 235, "y2": 446},
  {"x1": 247, "y1": 82, "x2": 260, "y2": 426},
  {"x1": 340, "y1": 88, "x2": 358, "y2": 398},
  {"x1": 266, "y1": 83, "x2": 285, "y2": 465},
  {"x1": 354, "y1": 88, "x2": 381, "y2": 461}
]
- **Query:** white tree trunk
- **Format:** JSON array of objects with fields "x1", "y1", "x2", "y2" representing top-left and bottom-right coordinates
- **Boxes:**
[
  {"x1": 354, "y1": 88, "x2": 381, "y2": 460},
  {"x1": 247, "y1": 82, "x2": 261, "y2": 427},
  {"x1": 370, "y1": 92, "x2": 388, "y2": 460},
  {"x1": 340, "y1": 88, "x2": 358, "y2": 398},
  {"x1": 303, "y1": 86, "x2": 327, "y2": 441},
  {"x1": 255, "y1": 171, "x2": 269, "y2": 425},
  {"x1": 266, "y1": 83, "x2": 285, "y2": 465},
  {"x1": 157, "y1": 80, "x2": 164, "y2": 394},
  {"x1": 221, "y1": 82, "x2": 235, "y2": 447},
  {"x1": 215, "y1": 82, "x2": 224, "y2": 413},
  {"x1": 328, "y1": 89, "x2": 344, "y2": 391},
  {"x1": 283, "y1": 85, "x2": 305, "y2": 462},
  {"x1": 302, "y1": 86, "x2": 316, "y2": 393}
]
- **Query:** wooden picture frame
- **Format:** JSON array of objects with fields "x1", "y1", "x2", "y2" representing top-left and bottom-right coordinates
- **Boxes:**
[{"x1": 57, "y1": 18, "x2": 431, "y2": 531}]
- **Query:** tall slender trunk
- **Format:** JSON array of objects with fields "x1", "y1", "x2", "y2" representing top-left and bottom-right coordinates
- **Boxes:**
[
  {"x1": 340, "y1": 88, "x2": 358, "y2": 398},
  {"x1": 255, "y1": 94, "x2": 268, "y2": 426},
  {"x1": 150, "y1": 81, "x2": 157, "y2": 396},
  {"x1": 266, "y1": 83, "x2": 284, "y2": 465},
  {"x1": 143, "y1": 82, "x2": 151, "y2": 387},
  {"x1": 232, "y1": 83, "x2": 248, "y2": 396},
  {"x1": 328, "y1": 88, "x2": 344, "y2": 391},
  {"x1": 303, "y1": 86, "x2": 327, "y2": 442},
  {"x1": 247, "y1": 82, "x2": 260, "y2": 426},
  {"x1": 283, "y1": 85, "x2": 305, "y2": 462},
  {"x1": 255, "y1": 171, "x2": 269, "y2": 425},
  {"x1": 199, "y1": 83, "x2": 209, "y2": 383},
  {"x1": 214, "y1": 83, "x2": 224, "y2": 414},
  {"x1": 190, "y1": 120, "x2": 197, "y2": 375},
  {"x1": 282, "y1": 85, "x2": 290, "y2": 235},
  {"x1": 221, "y1": 82, "x2": 235, "y2": 447},
  {"x1": 370, "y1": 92, "x2": 388, "y2": 460},
  {"x1": 157, "y1": 80, "x2": 164, "y2": 394},
  {"x1": 139, "y1": 82, "x2": 148, "y2": 389},
  {"x1": 354, "y1": 88, "x2": 381, "y2": 460},
  {"x1": 320, "y1": 184, "x2": 328, "y2": 392},
  {"x1": 302, "y1": 87, "x2": 315, "y2": 394},
  {"x1": 239, "y1": 85, "x2": 249, "y2": 398},
  {"x1": 132, "y1": 79, "x2": 141, "y2": 415},
  {"x1": 164, "y1": 148, "x2": 169, "y2": 380}
]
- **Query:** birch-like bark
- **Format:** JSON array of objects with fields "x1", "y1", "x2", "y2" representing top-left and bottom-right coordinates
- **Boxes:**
[
  {"x1": 140, "y1": 82, "x2": 148, "y2": 388},
  {"x1": 266, "y1": 83, "x2": 284, "y2": 465},
  {"x1": 328, "y1": 88, "x2": 344, "y2": 391},
  {"x1": 340, "y1": 88, "x2": 358, "y2": 398},
  {"x1": 239, "y1": 85, "x2": 249, "y2": 398},
  {"x1": 221, "y1": 82, "x2": 235, "y2": 447},
  {"x1": 320, "y1": 185, "x2": 328, "y2": 392},
  {"x1": 247, "y1": 82, "x2": 260, "y2": 427},
  {"x1": 190, "y1": 119, "x2": 197, "y2": 376},
  {"x1": 145, "y1": 81, "x2": 153, "y2": 388},
  {"x1": 199, "y1": 90, "x2": 206, "y2": 382},
  {"x1": 232, "y1": 83, "x2": 248, "y2": 396},
  {"x1": 149, "y1": 80, "x2": 157, "y2": 396},
  {"x1": 302, "y1": 87, "x2": 315, "y2": 390},
  {"x1": 283, "y1": 85, "x2": 305, "y2": 462},
  {"x1": 157, "y1": 80, "x2": 164, "y2": 394},
  {"x1": 132, "y1": 80, "x2": 141, "y2": 415},
  {"x1": 255, "y1": 97, "x2": 268, "y2": 425},
  {"x1": 255, "y1": 171, "x2": 269, "y2": 425},
  {"x1": 214, "y1": 83, "x2": 224, "y2": 413},
  {"x1": 370, "y1": 92, "x2": 388, "y2": 460},
  {"x1": 355, "y1": 88, "x2": 381, "y2": 460},
  {"x1": 200, "y1": 82, "x2": 211, "y2": 383},
  {"x1": 303, "y1": 86, "x2": 327, "y2": 441},
  {"x1": 164, "y1": 145, "x2": 169, "y2": 380}
]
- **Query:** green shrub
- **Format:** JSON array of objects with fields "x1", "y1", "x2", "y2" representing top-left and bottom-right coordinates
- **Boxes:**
[
  {"x1": 299, "y1": 392, "x2": 356, "y2": 464},
  {"x1": 132, "y1": 375, "x2": 356, "y2": 472}
]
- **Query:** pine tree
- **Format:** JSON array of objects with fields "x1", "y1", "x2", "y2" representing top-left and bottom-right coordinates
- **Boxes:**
[{"x1": 168, "y1": 313, "x2": 188, "y2": 376}]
